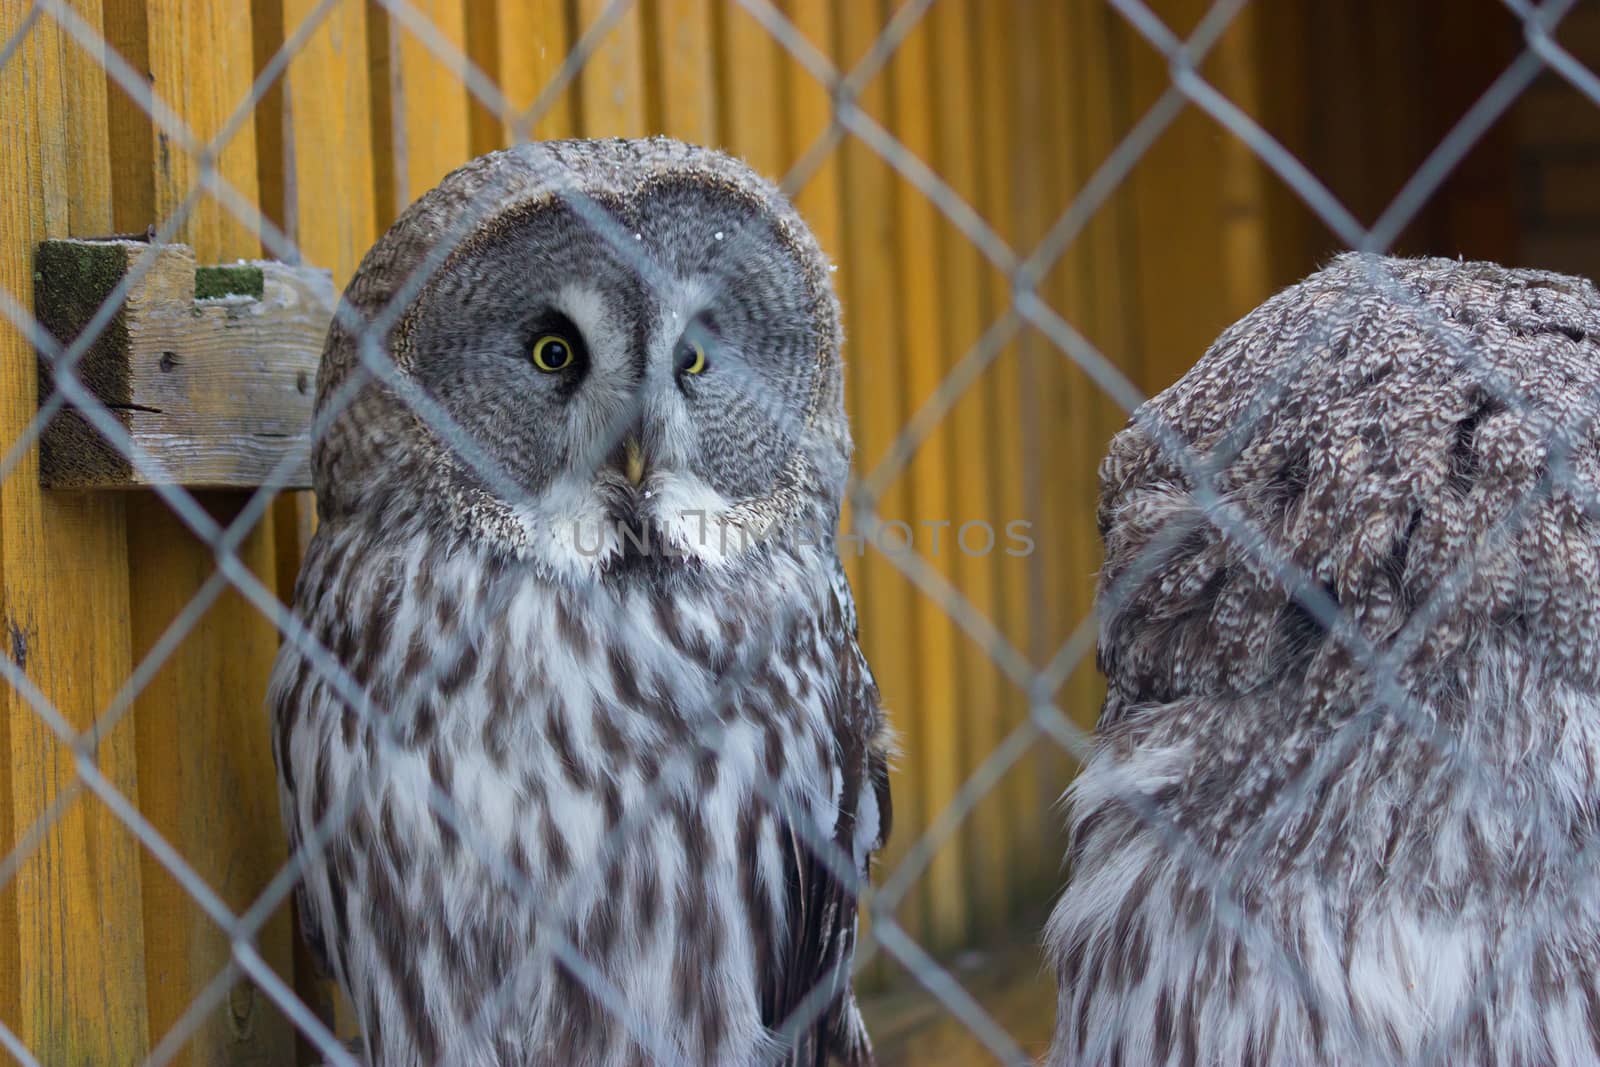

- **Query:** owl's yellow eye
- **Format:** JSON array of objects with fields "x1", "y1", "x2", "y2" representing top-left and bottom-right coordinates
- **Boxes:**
[
  {"x1": 531, "y1": 334, "x2": 576, "y2": 372},
  {"x1": 676, "y1": 338, "x2": 708, "y2": 376}
]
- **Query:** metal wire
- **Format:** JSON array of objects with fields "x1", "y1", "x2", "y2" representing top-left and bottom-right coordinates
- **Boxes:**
[{"x1": 2, "y1": 0, "x2": 1599, "y2": 1063}]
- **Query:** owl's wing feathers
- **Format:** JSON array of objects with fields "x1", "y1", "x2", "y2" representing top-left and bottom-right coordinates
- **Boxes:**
[
  {"x1": 270, "y1": 654, "x2": 334, "y2": 985},
  {"x1": 768, "y1": 818, "x2": 865, "y2": 1067},
  {"x1": 292, "y1": 857, "x2": 335, "y2": 979},
  {"x1": 277, "y1": 702, "x2": 350, "y2": 993},
  {"x1": 764, "y1": 567, "x2": 890, "y2": 1067}
]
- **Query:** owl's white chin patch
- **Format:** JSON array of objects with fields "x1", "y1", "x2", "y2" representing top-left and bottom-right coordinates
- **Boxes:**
[
  {"x1": 510, "y1": 476, "x2": 624, "y2": 579},
  {"x1": 506, "y1": 472, "x2": 755, "y2": 578},
  {"x1": 643, "y1": 475, "x2": 748, "y2": 567}
]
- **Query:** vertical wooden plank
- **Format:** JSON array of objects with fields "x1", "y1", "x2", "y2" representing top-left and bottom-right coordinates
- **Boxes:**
[
  {"x1": 1047, "y1": 0, "x2": 1124, "y2": 779},
  {"x1": 117, "y1": 0, "x2": 264, "y2": 254},
  {"x1": 1031, "y1": 0, "x2": 1098, "y2": 764},
  {"x1": 1201, "y1": 7, "x2": 1276, "y2": 317},
  {"x1": 778, "y1": 0, "x2": 910, "y2": 983},
  {"x1": 712, "y1": 0, "x2": 786, "y2": 177},
  {"x1": 103, "y1": 0, "x2": 154, "y2": 232},
  {"x1": 831, "y1": 0, "x2": 926, "y2": 945},
  {"x1": 573, "y1": 0, "x2": 647, "y2": 138},
  {"x1": 127, "y1": 501, "x2": 294, "y2": 1067},
  {"x1": 364, "y1": 0, "x2": 397, "y2": 225},
  {"x1": 466, "y1": 0, "x2": 573, "y2": 153},
  {"x1": 368, "y1": 0, "x2": 472, "y2": 225},
  {"x1": 883, "y1": 3, "x2": 967, "y2": 953},
  {"x1": 924, "y1": 0, "x2": 1011, "y2": 935},
  {"x1": 970, "y1": 0, "x2": 1040, "y2": 905},
  {"x1": 1006, "y1": 0, "x2": 1047, "y2": 697},
  {"x1": 1115, "y1": 0, "x2": 1218, "y2": 391},
  {"x1": 0, "y1": 1, "x2": 150, "y2": 1060},
  {"x1": 1004, "y1": 0, "x2": 1085, "y2": 891},
  {"x1": 1248, "y1": 0, "x2": 1317, "y2": 290},
  {"x1": 1416, "y1": 0, "x2": 1520, "y2": 263},
  {"x1": 101, "y1": 0, "x2": 296, "y2": 1059},
  {"x1": 1031, "y1": 0, "x2": 1147, "y2": 906},
  {"x1": 1121, "y1": 0, "x2": 1278, "y2": 392},
  {"x1": 643, "y1": 0, "x2": 716, "y2": 146},
  {"x1": 258, "y1": 0, "x2": 379, "y2": 284},
  {"x1": 252, "y1": 0, "x2": 381, "y2": 1055},
  {"x1": 1065, "y1": 0, "x2": 1139, "y2": 740},
  {"x1": 394, "y1": 0, "x2": 471, "y2": 205},
  {"x1": 1066, "y1": 0, "x2": 1143, "y2": 415},
  {"x1": 781, "y1": 2, "x2": 854, "y2": 596}
]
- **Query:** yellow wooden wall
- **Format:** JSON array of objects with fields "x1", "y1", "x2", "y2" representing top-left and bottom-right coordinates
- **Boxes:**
[{"x1": 0, "y1": 0, "x2": 1311, "y2": 1060}]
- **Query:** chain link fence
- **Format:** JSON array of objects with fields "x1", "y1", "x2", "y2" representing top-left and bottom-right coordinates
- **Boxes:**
[{"x1": 2, "y1": 0, "x2": 1599, "y2": 1064}]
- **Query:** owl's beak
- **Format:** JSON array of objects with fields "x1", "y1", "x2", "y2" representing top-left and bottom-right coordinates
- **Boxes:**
[
  {"x1": 604, "y1": 418, "x2": 649, "y2": 488},
  {"x1": 622, "y1": 435, "x2": 646, "y2": 486}
]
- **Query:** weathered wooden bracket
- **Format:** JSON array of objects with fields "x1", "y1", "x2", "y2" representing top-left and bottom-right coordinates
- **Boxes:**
[{"x1": 33, "y1": 238, "x2": 334, "y2": 490}]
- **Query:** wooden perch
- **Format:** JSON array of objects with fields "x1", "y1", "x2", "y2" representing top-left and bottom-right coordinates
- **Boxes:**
[{"x1": 32, "y1": 238, "x2": 334, "y2": 490}]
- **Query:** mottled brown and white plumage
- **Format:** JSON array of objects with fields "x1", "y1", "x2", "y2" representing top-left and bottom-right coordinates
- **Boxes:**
[
  {"x1": 269, "y1": 138, "x2": 891, "y2": 1066},
  {"x1": 1047, "y1": 255, "x2": 1600, "y2": 1066}
]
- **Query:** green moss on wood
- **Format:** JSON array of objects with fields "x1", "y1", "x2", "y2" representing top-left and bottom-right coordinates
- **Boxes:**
[
  {"x1": 34, "y1": 241, "x2": 129, "y2": 335},
  {"x1": 32, "y1": 241, "x2": 142, "y2": 488},
  {"x1": 32, "y1": 240, "x2": 134, "y2": 415},
  {"x1": 194, "y1": 264, "x2": 264, "y2": 300}
]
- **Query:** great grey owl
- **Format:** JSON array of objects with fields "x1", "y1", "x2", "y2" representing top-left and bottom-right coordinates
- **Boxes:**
[
  {"x1": 1046, "y1": 254, "x2": 1600, "y2": 1066},
  {"x1": 268, "y1": 138, "x2": 891, "y2": 1067}
]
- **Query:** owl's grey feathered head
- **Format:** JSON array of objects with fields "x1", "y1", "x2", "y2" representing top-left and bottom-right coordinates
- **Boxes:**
[
  {"x1": 1098, "y1": 253, "x2": 1600, "y2": 729},
  {"x1": 313, "y1": 138, "x2": 847, "y2": 580}
]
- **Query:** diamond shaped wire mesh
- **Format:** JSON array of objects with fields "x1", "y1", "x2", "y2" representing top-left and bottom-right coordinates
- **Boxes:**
[{"x1": 1, "y1": 0, "x2": 1598, "y2": 1064}]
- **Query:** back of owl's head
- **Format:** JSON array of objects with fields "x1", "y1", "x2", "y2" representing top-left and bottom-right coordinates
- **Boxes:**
[{"x1": 1096, "y1": 254, "x2": 1600, "y2": 718}]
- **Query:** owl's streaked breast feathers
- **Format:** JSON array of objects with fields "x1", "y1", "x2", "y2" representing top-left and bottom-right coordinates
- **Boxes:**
[
  {"x1": 270, "y1": 138, "x2": 890, "y2": 1066},
  {"x1": 1048, "y1": 255, "x2": 1600, "y2": 1066}
]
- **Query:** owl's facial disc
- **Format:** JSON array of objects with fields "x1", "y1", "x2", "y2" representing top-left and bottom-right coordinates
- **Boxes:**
[{"x1": 402, "y1": 181, "x2": 834, "y2": 578}]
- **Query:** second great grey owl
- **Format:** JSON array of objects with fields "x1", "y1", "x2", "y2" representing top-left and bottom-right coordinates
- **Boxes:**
[
  {"x1": 1046, "y1": 255, "x2": 1600, "y2": 1066},
  {"x1": 268, "y1": 139, "x2": 891, "y2": 1066}
]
